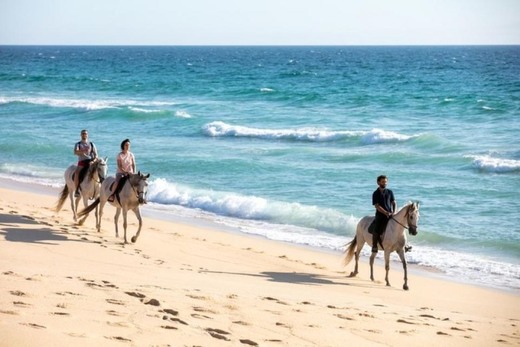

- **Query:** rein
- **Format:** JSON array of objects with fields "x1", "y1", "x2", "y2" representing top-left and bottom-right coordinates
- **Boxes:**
[
  {"x1": 87, "y1": 161, "x2": 106, "y2": 184},
  {"x1": 390, "y1": 205, "x2": 417, "y2": 230},
  {"x1": 128, "y1": 178, "x2": 144, "y2": 199}
]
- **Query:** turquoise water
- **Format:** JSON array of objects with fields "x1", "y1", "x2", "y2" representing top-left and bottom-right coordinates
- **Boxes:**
[{"x1": 1, "y1": 46, "x2": 519, "y2": 290}]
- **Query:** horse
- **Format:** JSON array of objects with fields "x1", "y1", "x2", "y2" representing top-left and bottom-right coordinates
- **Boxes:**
[
  {"x1": 343, "y1": 202, "x2": 420, "y2": 290},
  {"x1": 55, "y1": 157, "x2": 108, "y2": 225},
  {"x1": 77, "y1": 171, "x2": 150, "y2": 244}
]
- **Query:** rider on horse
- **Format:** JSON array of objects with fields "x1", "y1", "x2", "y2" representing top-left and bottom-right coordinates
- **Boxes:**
[
  {"x1": 371, "y1": 175, "x2": 412, "y2": 253},
  {"x1": 73, "y1": 129, "x2": 98, "y2": 197}
]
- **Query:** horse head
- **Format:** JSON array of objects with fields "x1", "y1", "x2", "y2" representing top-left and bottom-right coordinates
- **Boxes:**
[
  {"x1": 406, "y1": 201, "x2": 420, "y2": 236},
  {"x1": 129, "y1": 171, "x2": 150, "y2": 204},
  {"x1": 95, "y1": 157, "x2": 108, "y2": 183}
]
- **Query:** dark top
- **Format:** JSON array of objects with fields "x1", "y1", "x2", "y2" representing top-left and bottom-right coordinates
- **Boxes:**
[{"x1": 372, "y1": 188, "x2": 395, "y2": 217}]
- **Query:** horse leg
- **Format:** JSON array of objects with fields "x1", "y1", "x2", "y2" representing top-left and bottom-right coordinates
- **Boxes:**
[
  {"x1": 69, "y1": 191, "x2": 77, "y2": 221},
  {"x1": 130, "y1": 207, "x2": 142, "y2": 243},
  {"x1": 74, "y1": 195, "x2": 81, "y2": 222},
  {"x1": 78, "y1": 195, "x2": 89, "y2": 225},
  {"x1": 94, "y1": 204, "x2": 99, "y2": 230},
  {"x1": 384, "y1": 251, "x2": 391, "y2": 287},
  {"x1": 122, "y1": 209, "x2": 129, "y2": 244},
  {"x1": 114, "y1": 207, "x2": 121, "y2": 239},
  {"x1": 352, "y1": 239, "x2": 365, "y2": 277},
  {"x1": 369, "y1": 251, "x2": 377, "y2": 281},
  {"x1": 97, "y1": 200, "x2": 106, "y2": 232},
  {"x1": 396, "y1": 250, "x2": 409, "y2": 290}
]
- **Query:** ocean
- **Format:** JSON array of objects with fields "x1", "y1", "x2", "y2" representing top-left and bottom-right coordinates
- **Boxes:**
[{"x1": 0, "y1": 45, "x2": 519, "y2": 291}]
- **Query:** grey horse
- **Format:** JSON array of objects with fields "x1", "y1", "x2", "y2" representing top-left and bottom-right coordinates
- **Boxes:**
[
  {"x1": 343, "y1": 202, "x2": 420, "y2": 290},
  {"x1": 78, "y1": 171, "x2": 150, "y2": 244}
]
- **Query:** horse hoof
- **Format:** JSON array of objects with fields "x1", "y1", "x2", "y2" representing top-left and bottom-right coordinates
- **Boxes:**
[
  {"x1": 348, "y1": 272, "x2": 357, "y2": 278},
  {"x1": 403, "y1": 284, "x2": 409, "y2": 290},
  {"x1": 131, "y1": 236, "x2": 136, "y2": 243}
]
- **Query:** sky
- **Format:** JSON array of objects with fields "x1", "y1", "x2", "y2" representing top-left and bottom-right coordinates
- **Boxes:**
[{"x1": 1, "y1": 0, "x2": 519, "y2": 45}]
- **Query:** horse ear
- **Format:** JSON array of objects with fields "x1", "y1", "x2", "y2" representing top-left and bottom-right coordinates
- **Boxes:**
[
  {"x1": 137, "y1": 170, "x2": 141, "y2": 176},
  {"x1": 145, "y1": 173, "x2": 150, "y2": 179},
  {"x1": 104, "y1": 156, "x2": 108, "y2": 162}
]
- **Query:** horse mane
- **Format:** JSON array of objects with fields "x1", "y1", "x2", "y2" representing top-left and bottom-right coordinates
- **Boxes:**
[
  {"x1": 399, "y1": 201, "x2": 419, "y2": 212},
  {"x1": 87, "y1": 160, "x2": 98, "y2": 181}
]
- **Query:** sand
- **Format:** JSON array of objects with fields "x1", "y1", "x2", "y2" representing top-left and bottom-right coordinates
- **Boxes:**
[{"x1": 0, "y1": 182, "x2": 518, "y2": 346}]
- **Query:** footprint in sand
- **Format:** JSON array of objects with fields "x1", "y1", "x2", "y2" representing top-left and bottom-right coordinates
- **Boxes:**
[
  {"x1": 21, "y1": 322, "x2": 46, "y2": 329},
  {"x1": 106, "y1": 299, "x2": 125, "y2": 306},
  {"x1": 144, "y1": 298, "x2": 160, "y2": 306},
  {"x1": 13, "y1": 301, "x2": 31, "y2": 307},
  {"x1": 193, "y1": 306, "x2": 217, "y2": 314},
  {"x1": 191, "y1": 313, "x2": 212, "y2": 319},
  {"x1": 105, "y1": 336, "x2": 132, "y2": 342},
  {"x1": 51, "y1": 312, "x2": 70, "y2": 316},
  {"x1": 161, "y1": 325, "x2": 178, "y2": 330},
  {"x1": 262, "y1": 297, "x2": 289, "y2": 305},
  {"x1": 206, "y1": 328, "x2": 231, "y2": 341},
  {"x1": 10, "y1": 290, "x2": 27, "y2": 297},
  {"x1": 125, "y1": 291, "x2": 146, "y2": 299},
  {"x1": 334, "y1": 313, "x2": 355, "y2": 321}
]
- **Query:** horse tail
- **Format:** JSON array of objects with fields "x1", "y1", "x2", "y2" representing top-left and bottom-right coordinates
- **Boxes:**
[
  {"x1": 342, "y1": 235, "x2": 357, "y2": 267},
  {"x1": 54, "y1": 185, "x2": 69, "y2": 212},
  {"x1": 77, "y1": 198, "x2": 100, "y2": 218}
]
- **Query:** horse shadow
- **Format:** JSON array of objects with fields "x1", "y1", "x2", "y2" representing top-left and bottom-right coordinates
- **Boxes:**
[
  {"x1": 0, "y1": 213, "x2": 89, "y2": 245},
  {"x1": 199, "y1": 269, "x2": 349, "y2": 287}
]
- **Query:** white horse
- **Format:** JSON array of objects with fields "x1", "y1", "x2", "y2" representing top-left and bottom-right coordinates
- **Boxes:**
[
  {"x1": 343, "y1": 202, "x2": 420, "y2": 290},
  {"x1": 55, "y1": 157, "x2": 108, "y2": 225},
  {"x1": 78, "y1": 171, "x2": 150, "y2": 244}
]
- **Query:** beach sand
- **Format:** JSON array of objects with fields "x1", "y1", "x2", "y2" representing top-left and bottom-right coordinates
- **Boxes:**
[{"x1": 0, "y1": 183, "x2": 518, "y2": 346}]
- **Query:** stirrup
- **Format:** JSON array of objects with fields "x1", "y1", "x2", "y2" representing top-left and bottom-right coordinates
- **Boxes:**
[
  {"x1": 405, "y1": 245, "x2": 413, "y2": 253},
  {"x1": 74, "y1": 190, "x2": 80, "y2": 197},
  {"x1": 107, "y1": 195, "x2": 115, "y2": 202}
]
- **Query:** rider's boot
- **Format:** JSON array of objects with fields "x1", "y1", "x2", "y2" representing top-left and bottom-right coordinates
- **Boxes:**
[{"x1": 372, "y1": 232, "x2": 379, "y2": 253}]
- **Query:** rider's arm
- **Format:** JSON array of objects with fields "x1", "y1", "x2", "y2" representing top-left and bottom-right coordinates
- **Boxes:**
[
  {"x1": 91, "y1": 143, "x2": 98, "y2": 159},
  {"x1": 374, "y1": 203, "x2": 392, "y2": 217},
  {"x1": 73, "y1": 143, "x2": 82, "y2": 156}
]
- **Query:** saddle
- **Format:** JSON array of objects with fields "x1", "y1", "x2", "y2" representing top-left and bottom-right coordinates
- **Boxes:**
[
  {"x1": 73, "y1": 160, "x2": 91, "y2": 189},
  {"x1": 368, "y1": 218, "x2": 388, "y2": 250},
  {"x1": 109, "y1": 175, "x2": 129, "y2": 202}
]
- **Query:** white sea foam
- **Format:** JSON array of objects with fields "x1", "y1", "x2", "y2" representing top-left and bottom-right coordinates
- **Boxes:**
[
  {"x1": 128, "y1": 107, "x2": 164, "y2": 113},
  {"x1": 405, "y1": 246, "x2": 520, "y2": 291},
  {"x1": 0, "y1": 96, "x2": 177, "y2": 111},
  {"x1": 202, "y1": 121, "x2": 416, "y2": 144},
  {"x1": 467, "y1": 155, "x2": 520, "y2": 173},
  {"x1": 360, "y1": 128, "x2": 416, "y2": 144},
  {"x1": 147, "y1": 178, "x2": 358, "y2": 235},
  {"x1": 175, "y1": 110, "x2": 192, "y2": 118}
]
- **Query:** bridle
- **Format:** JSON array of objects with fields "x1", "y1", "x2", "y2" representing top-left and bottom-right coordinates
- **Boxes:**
[
  {"x1": 390, "y1": 204, "x2": 418, "y2": 231},
  {"x1": 95, "y1": 161, "x2": 107, "y2": 183},
  {"x1": 87, "y1": 160, "x2": 106, "y2": 184},
  {"x1": 129, "y1": 175, "x2": 147, "y2": 203}
]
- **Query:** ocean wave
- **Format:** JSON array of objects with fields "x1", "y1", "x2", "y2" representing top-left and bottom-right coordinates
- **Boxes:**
[
  {"x1": 147, "y1": 178, "x2": 358, "y2": 235},
  {"x1": 0, "y1": 96, "x2": 177, "y2": 111},
  {"x1": 466, "y1": 155, "x2": 520, "y2": 173},
  {"x1": 202, "y1": 121, "x2": 417, "y2": 144}
]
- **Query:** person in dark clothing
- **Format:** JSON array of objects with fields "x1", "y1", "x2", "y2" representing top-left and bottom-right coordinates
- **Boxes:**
[
  {"x1": 371, "y1": 175, "x2": 395, "y2": 253},
  {"x1": 371, "y1": 175, "x2": 412, "y2": 253}
]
